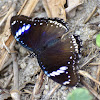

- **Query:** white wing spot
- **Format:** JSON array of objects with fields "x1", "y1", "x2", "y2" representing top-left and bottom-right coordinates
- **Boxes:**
[
  {"x1": 70, "y1": 46, "x2": 73, "y2": 48},
  {"x1": 63, "y1": 81, "x2": 70, "y2": 85},
  {"x1": 68, "y1": 75, "x2": 71, "y2": 78},
  {"x1": 54, "y1": 21, "x2": 58, "y2": 25},
  {"x1": 73, "y1": 41, "x2": 76, "y2": 44},
  {"x1": 57, "y1": 70, "x2": 65, "y2": 73},
  {"x1": 34, "y1": 23, "x2": 36, "y2": 26},
  {"x1": 68, "y1": 61, "x2": 71, "y2": 64},
  {"x1": 40, "y1": 23, "x2": 43, "y2": 25},
  {"x1": 16, "y1": 32, "x2": 19, "y2": 37},
  {"x1": 68, "y1": 79, "x2": 71, "y2": 81},
  {"x1": 75, "y1": 46, "x2": 78, "y2": 48},
  {"x1": 20, "y1": 21, "x2": 22, "y2": 23},
  {"x1": 23, "y1": 23, "x2": 25, "y2": 25},
  {"x1": 70, "y1": 56, "x2": 72, "y2": 59},
  {"x1": 22, "y1": 26, "x2": 26, "y2": 32},
  {"x1": 25, "y1": 24, "x2": 31, "y2": 30},
  {"x1": 15, "y1": 24, "x2": 31, "y2": 39},
  {"x1": 12, "y1": 20, "x2": 16, "y2": 25},
  {"x1": 66, "y1": 71, "x2": 68, "y2": 74},
  {"x1": 59, "y1": 24, "x2": 62, "y2": 27},
  {"x1": 49, "y1": 66, "x2": 68, "y2": 76},
  {"x1": 60, "y1": 66, "x2": 68, "y2": 70}
]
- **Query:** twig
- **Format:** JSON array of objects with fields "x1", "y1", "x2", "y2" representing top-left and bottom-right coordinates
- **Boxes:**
[
  {"x1": 44, "y1": 84, "x2": 60, "y2": 100},
  {"x1": 42, "y1": 0, "x2": 52, "y2": 17},
  {"x1": 19, "y1": 81, "x2": 34, "y2": 91},
  {"x1": 80, "y1": 55, "x2": 97, "y2": 69},
  {"x1": 83, "y1": 6, "x2": 97, "y2": 24},
  {"x1": 17, "y1": 0, "x2": 28, "y2": 15},
  {"x1": 10, "y1": 47, "x2": 20, "y2": 100},
  {"x1": 19, "y1": 0, "x2": 39, "y2": 16},
  {"x1": 3, "y1": 73, "x2": 13, "y2": 88},
  {"x1": 23, "y1": 89, "x2": 32, "y2": 94},
  {"x1": 0, "y1": 6, "x2": 14, "y2": 26},
  {"x1": 94, "y1": 65, "x2": 100, "y2": 91},
  {"x1": 0, "y1": 1, "x2": 17, "y2": 70},
  {"x1": 61, "y1": 28, "x2": 75, "y2": 40},
  {"x1": 0, "y1": 0, "x2": 39, "y2": 71},
  {"x1": 32, "y1": 70, "x2": 44, "y2": 100},
  {"x1": 2, "y1": 39, "x2": 11, "y2": 53},
  {"x1": 89, "y1": 63, "x2": 100, "y2": 66},
  {"x1": 79, "y1": 70, "x2": 100, "y2": 86},
  {"x1": 0, "y1": 58, "x2": 12, "y2": 71},
  {"x1": 82, "y1": 80, "x2": 100, "y2": 100}
]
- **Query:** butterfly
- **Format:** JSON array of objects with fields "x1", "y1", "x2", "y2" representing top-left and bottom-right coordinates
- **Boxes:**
[{"x1": 10, "y1": 15, "x2": 82, "y2": 86}]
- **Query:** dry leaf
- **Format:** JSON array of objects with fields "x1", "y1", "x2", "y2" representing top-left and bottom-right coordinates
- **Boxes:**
[
  {"x1": 65, "y1": 0, "x2": 84, "y2": 17},
  {"x1": 43, "y1": 0, "x2": 66, "y2": 21}
]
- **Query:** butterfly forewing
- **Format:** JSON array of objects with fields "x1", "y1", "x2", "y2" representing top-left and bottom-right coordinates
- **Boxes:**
[{"x1": 11, "y1": 15, "x2": 68, "y2": 54}]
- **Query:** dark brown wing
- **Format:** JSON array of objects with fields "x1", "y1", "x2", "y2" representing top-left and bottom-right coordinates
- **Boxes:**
[
  {"x1": 10, "y1": 15, "x2": 69, "y2": 54},
  {"x1": 37, "y1": 35, "x2": 80, "y2": 86},
  {"x1": 10, "y1": 15, "x2": 81, "y2": 86}
]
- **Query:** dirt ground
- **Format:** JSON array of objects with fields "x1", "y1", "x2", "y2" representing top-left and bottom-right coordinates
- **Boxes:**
[{"x1": 0, "y1": 0, "x2": 100, "y2": 100}]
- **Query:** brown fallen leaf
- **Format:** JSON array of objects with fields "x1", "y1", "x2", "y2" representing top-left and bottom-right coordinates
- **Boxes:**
[
  {"x1": 0, "y1": 0, "x2": 39, "y2": 70},
  {"x1": 65, "y1": 0, "x2": 84, "y2": 17},
  {"x1": 42, "y1": 0, "x2": 66, "y2": 21}
]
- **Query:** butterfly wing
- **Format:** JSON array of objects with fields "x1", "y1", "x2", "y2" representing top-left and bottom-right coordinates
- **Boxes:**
[
  {"x1": 10, "y1": 15, "x2": 81, "y2": 86},
  {"x1": 10, "y1": 15, "x2": 69, "y2": 54},
  {"x1": 37, "y1": 35, "x2": 80, "y2": 86}
]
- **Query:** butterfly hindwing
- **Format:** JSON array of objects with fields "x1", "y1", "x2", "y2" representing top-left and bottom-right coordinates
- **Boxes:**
[{"x1": 37, "y1": 35, "x2": 80, "y2": 86}]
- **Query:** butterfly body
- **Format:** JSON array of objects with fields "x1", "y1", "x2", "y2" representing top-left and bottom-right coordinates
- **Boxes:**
[{"x1": 10, "y1": 15, "x2": 82, "y2": 86}]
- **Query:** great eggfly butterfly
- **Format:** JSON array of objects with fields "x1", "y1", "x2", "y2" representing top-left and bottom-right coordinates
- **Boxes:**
[{"x1": 10, "y1": 15, "x2": 82, "y2": 86}]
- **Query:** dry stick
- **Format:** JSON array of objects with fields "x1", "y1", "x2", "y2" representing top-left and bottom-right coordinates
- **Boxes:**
[
  {"x1": 83, "y1": 6, "x2": 97, "y2": 24},
  {"x1": 0, "y1": 0, "x2": 17, "y2": 70},
  {"x1": 32, "y1": 70, "x2": 44, "y2": 100},
  {"x1": 89, "y1": 63, "x2": 100, "y2": 66},
  {"x1": 2, "y1": 39, "x2": 11, "y2": 53},
  {"x1": 94, "y1": 65, "x2": 100, "y2": 91},
  {"x1": 17, "y1": 0, "x2": 28, "y2": 15},
  {"x1": 61, "y1": 28, "x2": 75, "y2": 40},
  {"x1": 82, "y1": 80, "x2": 100, "y2": 100},
  {"x1": 19, "y1": 81, "x2": 34, "y2": 91},
  {"x1": 23, "y1": 89, "x2": 32, "y2": 94},
  {"x1": 3, "y1": 73, "x2": 13, "y2": 88},
  {"x1": 44, "y1": 84, "x2": 60, "y2": 100},
  {"x1": 0, "y1": 36, "x2": 15, "y2": 71},
  {"x1": 42, "y1": 0, "x2": 52, "y2": 17},
  {"x1": 0, "y1": 0, "x2": 39, "y2": 70},
  {"x1": 20, "y1": 0, "x2": 39, "y2": 16},
  {"x1": 79, "y1": 70, "x2": 100, "y2": 86},
  {"x1": 80, "y1": 55, "x2": 97, "y2": 69},
  {"x1": 0, "y1": 58, "x2": 12, "y2": 71},
  {"x1": 0, "y1": 5, "x2": 15, "y2": 26},
  {"x1": 10, "y1": 48, "x2": 20, "y2": 100}
]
